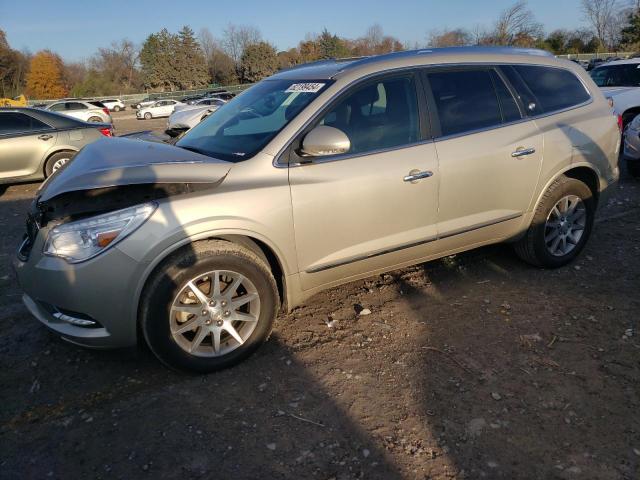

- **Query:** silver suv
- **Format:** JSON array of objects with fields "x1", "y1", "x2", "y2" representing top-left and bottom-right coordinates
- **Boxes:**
[
  {"x1": 45, "y1": 100, "x2": 112, "y2": 124},
  {"x1": 15, "y1": 48, "x2": 620, "y2": 372}
]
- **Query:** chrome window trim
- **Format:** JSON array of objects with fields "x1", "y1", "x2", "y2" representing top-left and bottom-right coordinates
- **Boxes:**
[{"x1": 273, "y1": 61, "x2": 593, "y2": 168}]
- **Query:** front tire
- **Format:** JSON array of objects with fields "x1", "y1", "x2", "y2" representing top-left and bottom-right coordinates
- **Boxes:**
[
  {"x1": 514, "y1": 176, "x2": 595, "y2": 268},
  {"x1": 141, "y1": 240, "x2": 279, "y2": 373},
  {"x1": 144, "y1": 112, "x2": 152, "y2": 120}
]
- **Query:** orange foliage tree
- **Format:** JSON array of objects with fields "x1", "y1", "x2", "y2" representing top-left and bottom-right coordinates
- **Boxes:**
[{"x1": 25, "y1": 50, "x2": 68, "y2": 99}]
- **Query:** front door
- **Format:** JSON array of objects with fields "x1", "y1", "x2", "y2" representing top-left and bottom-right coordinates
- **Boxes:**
[{"x1": 288, "y1": 72, "x2": 440, "y2": 290}]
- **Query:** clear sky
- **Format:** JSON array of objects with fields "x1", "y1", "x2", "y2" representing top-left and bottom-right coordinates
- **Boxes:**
[{"x1": 1, "y1": 0, "x2": 586, "y2": 61}]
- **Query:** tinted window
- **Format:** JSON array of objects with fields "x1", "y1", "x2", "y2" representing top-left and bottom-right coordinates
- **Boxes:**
[
  {"x1": 491, "y1": 70, "x2": 521, "y2": 122},
  {"x1": 49, "y1": 103, "x2": 65, "y2": 112},
  {"x1": 89, "y1": 101, "x2": 106, "y2": 108},
  {"x1": 0, "y1": 112, "x2": 51, "y2": 134},
  {"x1": 315, "y1": 75, "x2": 419, "y2": 154},
  {"x1": 590, "y1": 64, "x2": 640, "y2": 87},
  {"x1": 513, "y1": 65, "x2": 590, "y2": 113},
  {"x1": 66, "y1": 102, "x2": 87, "y2": 110},
  {"x1": 428, "y1": 69, "x2": 501, "y2": 136}
]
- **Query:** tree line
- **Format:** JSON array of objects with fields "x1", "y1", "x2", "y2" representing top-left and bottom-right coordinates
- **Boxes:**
[{"x1": 3, "y1": 0, "x2": 640, "y2": 100}]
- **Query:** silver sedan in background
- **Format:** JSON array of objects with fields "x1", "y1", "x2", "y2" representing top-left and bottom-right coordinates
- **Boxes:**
[{"x1": 0, "y1": 107, "x2": 113, "y2": 184}]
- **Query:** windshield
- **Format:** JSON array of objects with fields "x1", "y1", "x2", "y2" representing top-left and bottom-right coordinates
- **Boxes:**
[
  {"x1": 590, "y1": 64, "x2": 640, "y2": 87},
  {"x1": 176, "y1": 79, "x2": 332, "y2": 162}
]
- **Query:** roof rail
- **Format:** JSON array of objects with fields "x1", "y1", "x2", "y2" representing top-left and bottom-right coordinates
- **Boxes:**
[{"x1": 335, "y1": 46, "x2": 554, "y2": 75}]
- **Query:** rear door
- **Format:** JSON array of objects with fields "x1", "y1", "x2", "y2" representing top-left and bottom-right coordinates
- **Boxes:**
[
  {"x1": 0, "y1": 112, "x2": 57, "y2": 179},
  {"x1": 423, "y1": 66, "x2": 543, "y2": 249},
  {"x1": 288, "y1": 71, "x2": 441, "y2": 290}
]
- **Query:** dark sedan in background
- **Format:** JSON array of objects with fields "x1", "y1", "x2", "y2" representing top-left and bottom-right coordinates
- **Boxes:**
[{"x1": 0, "y1": 107, "x2": 112, "y2": 185}]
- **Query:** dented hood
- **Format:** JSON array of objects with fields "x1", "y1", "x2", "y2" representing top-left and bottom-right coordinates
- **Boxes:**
[{"x1": 39, "y1": 137, "x2": 231, "y2": 201}]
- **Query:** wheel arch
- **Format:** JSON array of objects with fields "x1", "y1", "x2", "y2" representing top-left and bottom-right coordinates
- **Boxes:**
[
  {"x1": 134, "y1": 231, "x2": 291, "y2": 339},
  {"x1": 43, "y1": 148, "x2": 78, "y2": 176},
  {"x1": 621, "y1": 106, "x2": 640, "y2": 126},
  {"x1": 532, "y1": 164, "x2": 601, "y2": 216}
]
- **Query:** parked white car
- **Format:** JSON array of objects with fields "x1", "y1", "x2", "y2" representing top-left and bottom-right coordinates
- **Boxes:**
[
  {"x1": 101, "y1": 99, "x2": 126, "y2": 112},
  {"x1": 136, "y1": 100, "x2": 183, "y2": 120},
  {"x1": 590, "y1": 59, "x2": 640, "y2": 127},
  {"x1": 622, "y1": 114, "x2": 640, "y2": 177},
  {"x1": 167, "y1": 99, "x2": 226, "y2": 135},
  {"x1": 45, "y1": 100, "x2": 112, "y2": 124}
]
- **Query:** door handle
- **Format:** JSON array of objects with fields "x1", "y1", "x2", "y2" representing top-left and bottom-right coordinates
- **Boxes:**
[
  {"x1": 511, "y1": 147, "x2": 536, "y2": 157},
  {"x1": 38, "y1": 134, "x2": 53, "y2": 141},
  {"x1": 403, "y1": 170, "x2": 433, "y2": 182}
]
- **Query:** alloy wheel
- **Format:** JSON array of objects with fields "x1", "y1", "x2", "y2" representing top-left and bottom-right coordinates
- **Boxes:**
[
  {"x1": 544, "y1": 195, "x2": 586, "y2": 257},
  {"x1": 169, "y1": 270, "x2": 261, "y2": 357}
]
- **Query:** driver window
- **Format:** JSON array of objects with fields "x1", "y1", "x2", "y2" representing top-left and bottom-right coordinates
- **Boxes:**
[{"x1": 316, "y1": 75, "x2": 419, "y2": 155}]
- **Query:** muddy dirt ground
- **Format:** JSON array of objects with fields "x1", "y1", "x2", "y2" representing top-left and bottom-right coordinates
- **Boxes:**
[{"x1": 0, "y1": 113, "x2": 639, "y2": 479}]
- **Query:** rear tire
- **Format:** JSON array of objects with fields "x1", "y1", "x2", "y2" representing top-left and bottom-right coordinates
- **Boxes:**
[
  {"x1": 514, "y1": 176, "x2": 595, "y2": 268},
  {"x1": 113, "y1": 106, "x2": 121, "y2": 112},
  {"x1": 87, "y1": 116, "x2": 102, "y2": 123},
  {"x1": 141, "y1": 240, "x2": 279, "y2": 373},
  {"x1": 44, "y1": 151, "x2": 75, "y2": 177}
]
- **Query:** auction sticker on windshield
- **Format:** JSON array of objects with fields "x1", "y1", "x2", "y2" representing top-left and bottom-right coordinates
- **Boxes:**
[{"x1": 285, "y1": 83, "x2": 325, "y2": 93}]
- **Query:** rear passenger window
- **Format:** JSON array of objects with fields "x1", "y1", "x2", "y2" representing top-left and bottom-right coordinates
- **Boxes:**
[
  {"x1": 428, "y1": 69, "x2": 502, "y2": 136},
  {"x1": 66, "y1": 102, "x2": 87, "y2": 110},
  {"x1": 511, "y1": 65, "x2": 590, "y2": 113},
  {"x1": 316, "y1": 75, "x2": 420, "y2": 154}
]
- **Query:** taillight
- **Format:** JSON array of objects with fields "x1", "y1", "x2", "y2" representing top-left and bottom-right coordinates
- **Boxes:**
[
  {"x1": 99, "y1": 127, "x2": 113, "y2": 137},
  {"x1": 103, "y1": 108, "x2": 110, "y2": 116},
  {"x1": 617, "y1": 114, "x2": 623, "y2": 133}
]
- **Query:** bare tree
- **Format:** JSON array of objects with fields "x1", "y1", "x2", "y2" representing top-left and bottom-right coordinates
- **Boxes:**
[
  {"x1": 491, "y1": 0, "x2": 543, "y2": 45},
  {"x1": 581, "y1": 0, "x2": 619, "y2": 50},
  {"x1": 222, "y1": 24, "x2": 262, "y2": 66}
]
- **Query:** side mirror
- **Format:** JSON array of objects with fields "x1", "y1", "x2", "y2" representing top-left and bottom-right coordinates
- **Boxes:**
[{"x1": 301, "y1": 125, "x2": 351, "y2": 157}]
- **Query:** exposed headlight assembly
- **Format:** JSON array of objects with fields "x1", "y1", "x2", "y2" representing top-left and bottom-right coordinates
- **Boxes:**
[{"x1": 44, "y1": 202, "x2": 156, "y2": 263}]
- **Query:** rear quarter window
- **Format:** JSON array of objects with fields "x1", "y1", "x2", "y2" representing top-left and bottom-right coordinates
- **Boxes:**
[{"x1": 510, "y1": 65, "x2": 590, "y2": 114}]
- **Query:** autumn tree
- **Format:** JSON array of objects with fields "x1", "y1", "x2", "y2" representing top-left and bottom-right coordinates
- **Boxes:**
[
  {"x1": 427, "y1": 28, "x2": 472, "y2": 47},
  {"x1": 351, "y1": 24, "x2": 404, "y2": 55},
  {"x1": 239, "y1": 42, "x2": 278, "y2": 83},
  {"x1": 25, "y1": 50, "x2": 67, "y2": 99}
]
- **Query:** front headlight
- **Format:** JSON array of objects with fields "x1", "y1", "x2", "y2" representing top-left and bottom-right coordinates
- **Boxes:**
[{"x1": 44, "y1": 202, "x2": 156, "y2": 263}]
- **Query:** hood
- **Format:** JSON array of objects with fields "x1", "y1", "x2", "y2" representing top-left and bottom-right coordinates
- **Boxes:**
[
  {"x1": 599, "y1": 86, "x2": 638, "y2": 97},
  {"x1": 38, "y1": 137, "x2": 231, "y2": 201}
]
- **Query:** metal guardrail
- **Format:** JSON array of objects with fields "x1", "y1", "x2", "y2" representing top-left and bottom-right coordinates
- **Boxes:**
[
  {"x1": 556, "y1": 52, "x2": 635, "y2": 61},
  {"x1": 27, "y1": 83, "x2": 254, "y2": 106}
]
